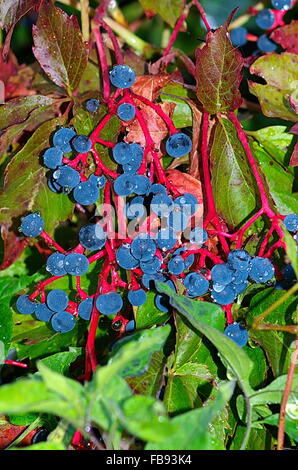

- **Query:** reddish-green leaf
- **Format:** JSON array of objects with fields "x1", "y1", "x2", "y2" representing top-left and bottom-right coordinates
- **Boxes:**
[
  {"x1": 195, "y1": 21, "x2": 243, "y2": 114},
  {"x1": 270, "y1": 21, "x2": 298, "y2": 54},
  {"x1": 249, "y1": 53, "x2": 298, "y2": 122},
  {"x1": 0, "y1": 96, "x2": 55, "y2": 131},
  {"x1": 209, "y1": 118, "x2": 259, "y2": 229},
  {"x1": 139, "y1": 0, "x2": 184, "y2": 27},
  {"x1": 32, "y1": 0, "x2": 88, "y2": 94},
  {"x1": 0, "y1": 0, "x2": 40, "y2": 30}
]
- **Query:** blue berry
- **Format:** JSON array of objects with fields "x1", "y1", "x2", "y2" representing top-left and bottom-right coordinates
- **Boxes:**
[
  {"x1": 232, "y1": 281, "x2": 248, "y2": 295},
  {"x1": 53, "y1": 128, "x2": 76, "y2": 153},
  {"x1": 114, "y1": 174, "x2": 136, "y2": 196},
  {"x1": 184, "y1": 272, "x2": 209, "y2": 297},
  {"x1": 79, "y1": 224, "x2": 106, "y2": 251},
  {"x1": 46, "y1": 252, "x2": 67, "y2": 276},
  {"x1": 174, "y1": 247, "x2": 194, "y2": 270},
  {"x1": 155, "y1": 294, "x2": 170, "y2": 312},
  {"x1": 257, "y1": 34, "x2": 277, "y2": 52},
  {"x1": 142, "y1": 272, "x2": 166, "y2": 289},
  {"x1": 47, "y1": 289, "x2": 69, "y2": 312},
  {"x1": 147, "y1": 184, "x2": 167, "y2": 196},
  {"x1": 53, "y1": 166, "x2": 80, "y2": 190},
  {"x1": 71, "y1": 135, "x2": 92, "y2": 153},
  {"x1": 85, "y1": 98, "x2": 100, "y2": 112},
  {"x1": 51, "y1": 311, "x2": 76, "y2": 333},
  {"x1": 131, "y1": 234, "x2": 156, "y2": 261},
  {"x1": 117, "y1": 103, "x2": 136, "y2": 121},
  {"x1": 271, "y1": 0, "x2": 291, "y2": 10},
  {"x1": 156, "y1": 228, "x2": 177, "y2": 251},
  {"x1": 96, "y1": 292, "x2": 123, "y2": 315},
  {"x1": 167, "y1": 206, "x2": 189, "y2": 232},
  {"x1": 224, "y1": 322, "x2": 248, "y2": 348},
  {"x1": 48, "y1": 174, "x2": 62, "y2": 193},
  {"x1": 211, "y1": 263, "x2": 234, "y2": 286},
  {"x1": 88, "y1": 174, "x2": 106, "y2": 188},
  {"x1": 73, "y1": 181, "x2": 99, "y2": 205},
  {"x1": 78, "y1": 298, "x2": 93, "y2": 321},
  {"x1": 231, "y1": 269, "x2": 249, "y2": 285},
  {"x1": 230, "y1": 27, "x2": 247, "y2": 47},
  {"x1": 116, "y1": 244, "x2": 139, "y2": 270},
  {"x1": 20, "y1": 213, "x2": 44, "y2": 237},
  {"x1": 140, "y1": 256, "x2": 162, "y2": 274},
  {"x1": 43, "y1": 147, "x2": 63, "y2": 169},
  {"x1": 174, "y1": 193, "x2": 198, "y2": 216},
  {"x1": 112, "y1": 142, "x2": 132, "y2": 164},
  {"x1": 109, "y1": 65, "x2": 136, "y2": 89},
  {"x1": 134, "y1": 175, "x2": 151, "y2": 195},
  {"x1": 130, "y1": 143, "x2": 144, "y2": 160},
  {"x1": 228, "y1": 249, "x2": 251, "y2": 271},
  {"x1": 168, "y1": 255, "x2": 185, "y2": 275},
  {"x1": 123, "y1": 158, "x2": 142, "y2": 174},
  {"x1": 282, "y1": 264, "x2": 296, "y2": 281},
  {"x1": 255, "y1": 9, "x2": 275, "y2": 29},
  {"x1": 16, "y1": 295, "x2": 36, "y2": 315},
  {"x1": 125, "y1": 320, "x2": 136, "y2": 332},
  {"x1": 211, "y1": 285, "x2": 237, "y2": 305},
  {"x1": 64, "y1": 253, "x2": 89, "y2": 276},
  {"x1": 126, "y1": 197, "x2": 145, "y2": 220},
  {"x1": 189, "y1": 227, "x2": 208, "y2": 246},
  {"x1": 151, "y1": 193, "x2": 174, "y2": 217},
  {"x1": 166, "y1": 133, "x2": 192, "y2": 158},
  {"x1": 128, "y1": 289, "x2": 147, "y2": 306},
  {"x1": 284, "y1": 214, "x2": 298, "y2": 233},
  {"x1": 35, "y1": 304, "x2": 54, "y2": 322},
  {"x1": 249, "y1": 257, "x2": 274, "y2": 283}
]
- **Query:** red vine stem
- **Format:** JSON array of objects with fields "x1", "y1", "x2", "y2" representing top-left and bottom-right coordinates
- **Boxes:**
[
  {"x1": 163, "y1": 8, "x2": 190, "y2": 57},
  {"x1": 4, "y1": 360, "x2": 28, "y2": 368},
  {"x1": 40, "y1": 231, "x2": 65, "y2": 253},
  {"x1": 130, "y1": 91, "x2": 177, "y2": 134},
  {"x1": 192, "y1": 0, "x2": 211, "y2": 32}
]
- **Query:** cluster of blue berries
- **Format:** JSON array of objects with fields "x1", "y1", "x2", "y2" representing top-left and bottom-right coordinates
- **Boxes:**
[{"x1": 230, "y1": 0, "x2": 293, "y2": 53}]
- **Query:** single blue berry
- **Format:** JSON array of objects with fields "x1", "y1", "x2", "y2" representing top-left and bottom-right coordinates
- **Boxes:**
[
  {"x1": 78, "y1": 298, "x2": 93, "y2": 321},
  {"x1": 16, "y1": 295, "x2": 36, "y2": 315},
  {"x1": 35, "y1": 304, "x2": 54, "y2": 322},
  {"x1": 71, "y1": 135, "x2": 92, "y2": 153},
  {"x1": 230, "y1": 27, "x2": 247, "y2": 47},
  {"x1": 20, "y1": 213, "x2": 44, "y2": 237},
  {"x1": 117, "y1": 103, "x2": 136, "y2": 121},
  {"x1": 109, "y1": 65, "x2": 136, "y2": 89},
  {"x1": 53, "y1": 127, "x2": 76, "y2": 153},
  {"x1": 184, "y1": 272, "x2": 209, "y2": 297},
  {"x1": 156, "y1": 227, "x2": 177, "y2": 251},
  {"x1": 249, "y1": 257, "x2": 275, "y2": 283},
  {"x1": 113, "y1": 142, "x2": 132, "y2": 164},
  {"x1": 131, "y1": 234, "x2": 156, "y2": 261},
  {"x1": 46, "y1": 252, "x2": 67, "y2": 276},
  {"x1": 47, "y1": 289, "x2": 69, "y2": 312},
  {"x1": 73, "y1": 181, "x2": 99, "y2": 205},
  {"x1": 51, "y1": 311, "x2": 76, "y2": 333},
  {"x1": 116, "y1": 244, "x2": 139, "y2": 270},
  {"x1": 211, "y1": 263, "x2": 234, "y2": 286},
  {"x1": 255, "y1": 9, "x2": 275, "y2": 29},
  {"x1": 96, "y1": 292, "x2": 123, "y2": 315},
  {"x1": 257, "y1": 34, "x2": 277, "y2": 52},
  {"x1": 224, "y1": 322, "x2": 248, "y2": 348},
  {"x1": 114, "y1": 174, "x2": 136, "y2": 196},
  {"x1": 53, "y1": 166, "x2": 80, "y2": 190},
  {"x1": 282, "y1": 264, "x2": 296, "y2": 281},
  {"x1": 43, "y1": 147, "x2": 63, "y2": 169},
  {"x1": 134, "y1": 175, "x2": 151, "y2": 195},
  {"x1": 284, "y1": 214, "x2": 298, "y2": 233},
  {"x1": 166, "y1": 133, "x2": 192, "y2": 158},
  {"x1": 79, "y1": 224, "x2": 106, "y2": 251},
  {"x1": 211, "y1": 285, "x2": 237, "y2": 305},
  {"x1": 64, "y1": 253, "x2": 89, "y2": 276},
  {"x1": 140, "y1": 256, "x2": 162, "y2": 274},
  {"x1": 228, "y1": 249, "x2": 251, "y2": 271},
  {"x1": 128, "y1": 289, "x2": 147, "y2": 306},
  {"x1": 168, "y1": 255, "x2": 185, "y2": 275},
  {"x1": 85, "y1": 98, "x2": 100, "y2": 112}
]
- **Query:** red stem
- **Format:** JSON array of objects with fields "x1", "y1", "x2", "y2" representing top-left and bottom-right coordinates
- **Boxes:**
[
  {"x1": 163, "y1": 8, "x2": 189, "y2": 57},
  {"x1": 192, "y1": 0, "x2": 211, "y2": 32}
]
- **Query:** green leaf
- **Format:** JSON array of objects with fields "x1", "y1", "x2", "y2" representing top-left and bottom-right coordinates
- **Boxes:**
[
  {"x1": 32, "y1": 1, "x2": 88, "y2": 94},
  {"x1": 146, "y1": 381, "x2": 235, "y2": 450},
  {"x1": 136, "y1": 291, "x2": 170, "y2": 329},
  {"x1": 283, "y1": 225, "x2": 298, "y2": 278},
  {"x1": 164, "y1": 306, "x2": 225, "y2": 414},
  {"x1": 0, "y1": 117, "x2": 73, "y2": 241},
  {"x1": 160, "y1": 83, "x2": 194, "y2": 128},
  {"x1": 247, "y1": 288, "x2": 297, "y2": 376},
  {"x1": 10, "y1": 442, "x2": 66, "y2": 450},
  {"x1": 251, "y1": 142, "x2": 298, "y2": 215},
  {"x1": 138, "y1": 0, "x2": 184, "y2": 27},
  {"x1": 249, "y1": 374, "x2": 298, "y2": 407},
  {"x1": 121, "y1": 395, "x2": 176, "y2": 442},
  {"x1": 244, "y1": 346, "x2": 268, "y2": 389},
  {"x1": 230, "y1": 424, "x2": 271, "y2": 450},
  {"x1": 260, "y1": 414, "x2": 298, "y2": 442},
  {"x1": 0, "y1": 96, "x2": 56, "y2": 131},
  {"x1": 127, "y1": 351, "x2": 167, "y2": 396},
  {"x1": 250, "y1": 126, "x2": 296, "y2": 166},
  {"x1": 195, "y1": 20, "x2": 243, "y2": 114},
  {"x1": 249, "y1": 53, "x2": 298, "y2": 122},
  {"x1": 210, "y1": 118, "x2": 259, "y2": 228},
  {"x1": 38, "y1": 348, "x2": 82, "y2": 375},
  {"x1": 155, "y1": 283, "x2": 254, "y2": 396}
]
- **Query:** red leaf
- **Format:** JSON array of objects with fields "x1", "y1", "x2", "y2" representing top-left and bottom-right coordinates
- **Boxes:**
[
  {"x1": 165, "y1": 169, "x2": 204, "y2": 217},
  {"x1": 289, "y1": 142, "x2": 298, "y2": 167},
  {"x1": 32, "y1": 0, "x2": 88, "y2": 94},
  {"x1": 0, "y1": 47, "x2": 34, "y2": 99},
  {"x1": 0, "y1": 227, "x2": 28, "y2": 271},
  {"x1": 195, "y1": 19, "x2": 244, "y2": 114},
  {"x1": 270, "y1": 21, "x2": 298, "y2": 54}
]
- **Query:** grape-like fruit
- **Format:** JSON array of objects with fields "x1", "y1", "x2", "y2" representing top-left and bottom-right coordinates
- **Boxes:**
[
  {"x1": 20, "y1": 213, "x2": 44, "y2": 238},
  {"x1": 53, "y1": 127, "x2": 76, "y2": 153},
  {"x1": 166, "y1": 133, "x2": 192, "y2": 158},
  {"x1": 109, "y1": 65, "x2": 136, "y2": 89},
  {"x1": 64, "y1": 253, "x2": 89, "y2": 276},
  {"x1": 51, "y1": 311, "x2": 76, "y2": 333},
  {"x1": 224, "y1": 322, "x2": 248, "y2": 348},
  {"x1": 47, "y1": 289, "x2": 69, "y2": 312},
  {"x1": 96, "y1": 292, "x2": 123, "y2": 315},
  {"x1": 117, "y1": 103, "x2": 136, "y2": 121}
]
